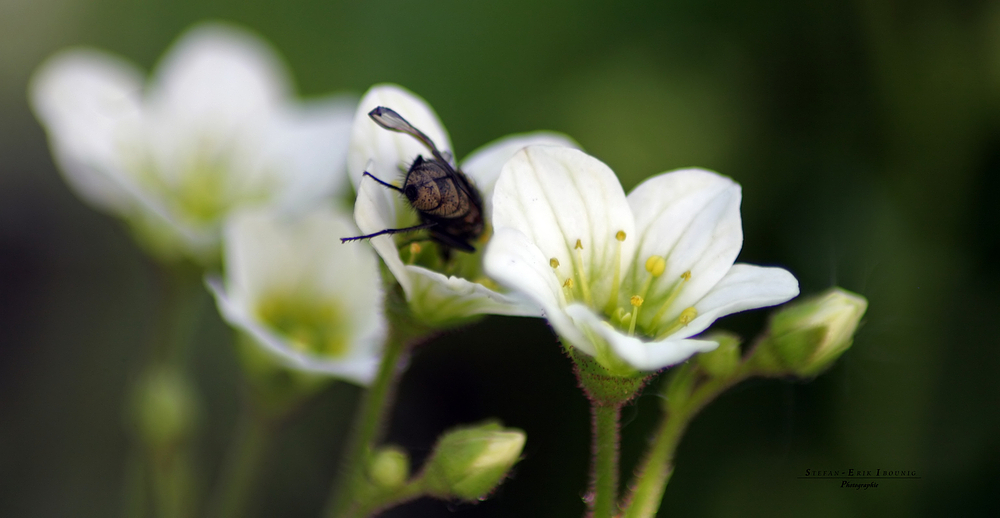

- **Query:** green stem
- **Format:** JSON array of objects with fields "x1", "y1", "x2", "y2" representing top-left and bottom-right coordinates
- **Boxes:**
[
  {"x1": 621, "y1": 371, "x2": 750, "y2": 518},
  {"x1": 124, "y1": 263, "x2": 206, "y2": 518},
  {"x1": 590, "y1": 403, "x2": 621, "y2": 518},
  {"x1": 204, "y1": 406, "x2": 275, "y2": 518},
  {"x1": 323, "y1": 325, "x2": 411, "y2": 518}
]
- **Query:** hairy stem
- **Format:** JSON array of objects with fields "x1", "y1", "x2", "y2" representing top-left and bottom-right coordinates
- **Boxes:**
[{"x1": 590, "y1": 403, "x2": 621, "y2": 518}]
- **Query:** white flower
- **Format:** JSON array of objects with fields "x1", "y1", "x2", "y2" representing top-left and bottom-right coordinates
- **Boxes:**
[
  {"x1": 207, "y1": 207, "x2": 386, "y2": 385},
  {"x1": 484, "y1": 146, "x2": 799, "y2": 373},
  {"x1": 29, "y1": 22, "x2": 356, "y2": 263},
  {"x1": 347, "y1": 84, "x2": 578, "y2": 325}
]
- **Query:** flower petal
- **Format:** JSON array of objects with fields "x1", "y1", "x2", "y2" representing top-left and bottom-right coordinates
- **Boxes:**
[
  {"x1": 484, "y1": 227, "x2": 590, "y2": 352},
  {"x1": 347, "y1": 84, "x2": 452, "y2": 208},
  {"x1": 28, "y1": 48, "x2": 144, "y2": 212},
  {"x1": 267, "y1": 94, "x2": 357, "y2": 212},
  {"x1": 148, "y1": 22, "x2": 289, "y2": 130},
  {"x1": 491, "y1": 146, "x2": 635, "y2": 307},
  {"x1": 461, "y1": 132, "x2": 579, "y2": 217},
  {"x1": 668, "y1": 263, "x2": 800, "y2": 340},
  {"x1": 208, "y1": 277, "x2": 381, "y2": 385},
  {"x1": 352, "y1": 172, "x2": 413, "y2": 296},
  {"x1": 627, "y1": 169, "x2": 742, "y2": 325},
  {"x1": 405, "y1": 266, "x2": 541, "y2": 325},
  {"x1": 565, "y1": 304, "x2": 718, "y2": 370}
]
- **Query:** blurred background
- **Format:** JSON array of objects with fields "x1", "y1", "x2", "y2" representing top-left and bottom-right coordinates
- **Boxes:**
[{"x1": 2, "y1": 0, "x2": 999, "y2": 516}]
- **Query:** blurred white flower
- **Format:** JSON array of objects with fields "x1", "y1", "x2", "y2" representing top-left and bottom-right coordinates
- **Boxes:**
[
  {"x1": 29, "y1": 22, "x2": 356, "y2": 263},
  {"x1": 484, "y1": 146, "x2": 799, "y2": 373},
  {"x1": 347, "y1": 84, "x2": 578, "y2": 325},
  {"x1": 207, "y1": 207, "x2": 386, "y2": 385}
]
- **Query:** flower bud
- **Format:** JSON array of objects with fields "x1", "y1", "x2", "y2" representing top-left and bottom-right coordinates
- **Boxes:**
[
  {"x1": 369, "y1": 445, "x2": 410, "y2": 490},
  {"x1": 131, "y1": 367, "x2": 199, "y2": 449},
  {"x1": 421, "y1": 421, "x2": 526, "y2": 501},
  {"x1": 695, "y1": 331, "x2": 743, "y2": 378},
  {"x1": 755, "y1": 288, "x2": 867, "y2": 377}
]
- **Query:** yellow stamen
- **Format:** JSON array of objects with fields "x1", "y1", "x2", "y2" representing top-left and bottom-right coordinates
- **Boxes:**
[
  {"x1": 562, "y1": 278, "x2": 575, "y2": 304},
  {"x1": 655, "y1": 306, "x2": 699, "y2": 340},
  {"x1": 407, "y1": 242, "x2": 422, "y2": 265},
  {"x1": 645, "y1": 256, "x2": 666, "y2": 278},
  {"x1": 628, "y1": 295, "x2": 643, "y2": 336},
  {"x1": 550, "y1": 258, "x2": 560, "y2": 269},
  {"x1": 573, "y1": 239, "x2": 593, "y2": 306},
  {"x1": 651, "y1": 270, "x2": 692, "y2": 325},
  {"x1": 678, "y1": 306, "x2": 697, "y2": 324},
  {"x1": 604, "y1": 230, "x2": 627, "y2": 315}
]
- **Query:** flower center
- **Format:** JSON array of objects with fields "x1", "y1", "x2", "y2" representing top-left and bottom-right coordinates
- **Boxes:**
[
  {"x1": 255, "y1": 294, "x2": 352, "y2": 358},
  {"x1": 549, "y1": 230, "x2": 699, "y2": 340}
]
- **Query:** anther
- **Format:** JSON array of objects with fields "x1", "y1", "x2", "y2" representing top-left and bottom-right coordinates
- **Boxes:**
[
  {"x1": 628, "y1": 295, "x2": 643, "y2": 336},
  {"x1": 573, "y1": 239, "x2": 593, "y2": 306},
  {"x1": 678, "y1": 307, "x2": 697, "y2": 325},
  {"x1": 575, "y1": 239, "x2": 583, "y2": 250},
  {"x1": 615, "y1": 230, "x2": 626, "y2": 242},
  {"x1": 550, "y1": 258, "x2": 560, "y2": 269},
  {"x1": 561, "y1": 278, "x2": 575, "y2": 304},
  {"x1": 681, "y1": 270, "x2": 691, "y2": 281},
  {"x1": 407, "y1": 242, "x2": 422, "y2": 265},
  {"x1": 645, "y1": 256, "x2": 666, "y2": 278}
]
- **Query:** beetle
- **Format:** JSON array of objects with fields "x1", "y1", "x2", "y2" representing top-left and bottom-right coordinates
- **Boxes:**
[{"x1": 341, "y1": 106, "x2": 484, "y2": 257}]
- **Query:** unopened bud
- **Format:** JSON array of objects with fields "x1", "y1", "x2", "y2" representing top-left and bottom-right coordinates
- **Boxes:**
[
  {"x1": 369, "y1": 445, "x2": 410, "y2": 489},
  {"x1": 696, "y1": 331, "x2": 742, "y2": 378},
  {"x1": 755, "y1": 288, "x2": 867, "y2": 377},
  {"x1": 422, "y1": 421, "x2": 526, "y2": 501},
  {"x1": 132, "y1": 367, "x2": 199, "y2": 449}
]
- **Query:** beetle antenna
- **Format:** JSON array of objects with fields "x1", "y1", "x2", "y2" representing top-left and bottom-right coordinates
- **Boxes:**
[
  {"x1": 362, "y1": 171, "x2": 404, "y2": 192},
  {"x1": 368, "y1": 107, "x2": 451, "y2": 164}
]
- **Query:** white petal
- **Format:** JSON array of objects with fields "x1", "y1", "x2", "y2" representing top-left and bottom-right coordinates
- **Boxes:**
[
  {"x1": 352, "y1": 173, "x2": 412, "y2": 296},
  {"x1": 347, "y1": 84, "x2": 451, "y2": 197},
  {"x1": 669, "y1": 263, "x2": 800, "y2": 340},
  {"x1": 460, "y1": 132, "x2": 579, "y2": 218},
  {"x1": 207, "y1": 277, "x2": 381, "y2": 385},
  {"x1": 484, "y1": 227, "x2": 590, "y2": 353},
  {"x1": 491, "y1": 146, "x2": 635, "y2": 306},
  {"x1": 565, "y1": 305, "x2": 718, "y2": 371},
  {"x1": 28, "y1": 49, "x2": 144, "y2": 212},
  {"x1": 405, "y1": 266, "x2": 541, "y2": 324},
  {"x1": 627, "y1": 169, "x2": 742, "y2": 322},
  {"x1": 267, "y1": 94, "x2": 357, "y2": 212},
  {"x1": 148, "y1": 22, "x2": 289, "y2": 130}
]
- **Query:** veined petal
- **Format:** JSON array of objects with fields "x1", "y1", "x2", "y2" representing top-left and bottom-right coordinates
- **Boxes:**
[
  {"x1": 666, "y1": 263, "x2": 800, "y2": 340},
  {"x1": 28, "y1": 49, "x2": 144, "y2": 212},
  {"x1": 267, "y1": 94, "x2": 357, "y2": 212},
  {"x1": 627, "y1": 169, "x2": 742, "y2": 324},
  {"x1": 347, "y1": 84, "x2": 451, "y2": 203},
  {"x1": 566, "y1": 304, "x2": 718, "y2": 370},
  {"x1": 484, "y1": 227, "x2": 589, "y2": 352},
  {"x1": 405, "y1": 266, "x2": 541, "y2": 324},
  {"x1": 461, "y1": 132, "x2": 579, "y2": 218},
  {"x1": 492, "y1": 146, "x2": 635, "y2": 306}
]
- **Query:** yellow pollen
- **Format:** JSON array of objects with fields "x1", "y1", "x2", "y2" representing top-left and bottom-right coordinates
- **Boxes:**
[
  {"x1": 615, "y1": 230, "x2": 626, "y2": 242},
  {"x1": 678, "y1": 307, "x2": 697, "y2": 324},
  {"x1": 407, "y1": 242, "x2": 422, "y2": 264},
  {"x1": 645, "y1": 256, "x2": 666, "y2": 277},
  {"x1": 628, "y1": 295, "x2": 643, "y2": 336},
  {"x1": 681, "y1": 270, "x2": 692, "y2": 281},
  {"x1": 550, "y1": 258, "x2": 560, "y2": 269}
]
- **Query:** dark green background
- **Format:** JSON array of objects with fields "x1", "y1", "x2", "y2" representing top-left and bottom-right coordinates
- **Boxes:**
[{"x1": 2, "y1": 0, "x2": 998, "y2": 516}]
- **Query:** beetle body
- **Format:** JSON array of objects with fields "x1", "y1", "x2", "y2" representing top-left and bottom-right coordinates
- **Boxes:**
[{"x1": 341, "y1": 106, "x2": 485, "y2": 256}]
